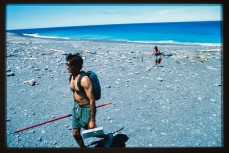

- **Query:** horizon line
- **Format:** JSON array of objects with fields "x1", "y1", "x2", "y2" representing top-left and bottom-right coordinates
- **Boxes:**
[{"x1": 7, "y1": 20, "x2": 221, "y2": 31}]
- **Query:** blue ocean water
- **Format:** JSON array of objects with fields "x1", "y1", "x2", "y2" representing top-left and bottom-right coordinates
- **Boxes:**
[{"x1": 7, "y1": 21, "x2": 222, "y2": 46}]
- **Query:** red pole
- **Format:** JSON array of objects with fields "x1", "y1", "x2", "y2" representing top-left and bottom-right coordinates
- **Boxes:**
[
  {"x1": 14, "y1": 102, "x2": 112, "y2": 133},
  {"x1": 96, "y1": 101, "x2": 112, "y2": 108},
  {"x1": 15, "y1": 114, "x2": 71, "y2": 133}
]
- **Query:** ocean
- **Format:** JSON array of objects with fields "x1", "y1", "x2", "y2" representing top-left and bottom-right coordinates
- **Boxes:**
[{"x1": 7, "y1": 21, "x2": 222, "y2": 46}]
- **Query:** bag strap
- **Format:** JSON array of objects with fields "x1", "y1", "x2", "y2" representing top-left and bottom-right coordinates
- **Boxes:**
[
  {"x1": 77, "y1": 71, "x2": 87, "y2": 93},
  {"x1": 69, "y1": 74, "x2": 72, "y2": 82}
]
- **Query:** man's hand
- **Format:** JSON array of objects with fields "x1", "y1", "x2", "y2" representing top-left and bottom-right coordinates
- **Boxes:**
[{"x1": 88, "y1": 120, "x2": 96, "y2": 129}]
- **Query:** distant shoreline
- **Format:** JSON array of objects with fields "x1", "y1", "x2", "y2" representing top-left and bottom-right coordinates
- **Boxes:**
[
  {"x1": 6, "y1": 21, "x2": 222, "y2": 46},
  {"x1": 6, "y1": 32, "x2": 222, "y2": 47}
]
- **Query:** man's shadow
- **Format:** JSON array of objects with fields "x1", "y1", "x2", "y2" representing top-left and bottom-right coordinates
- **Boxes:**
[{"x1": 87, "y1": 133, "x2": 129, "y2": 148}]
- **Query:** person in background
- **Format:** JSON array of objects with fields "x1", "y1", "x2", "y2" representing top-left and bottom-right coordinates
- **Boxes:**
[
  {"x1": 66, "y1": 53, "x2": 113, "y2": 148},
  {"x1": 150, "y1": 46, "x2": 162, "y2": 67}
]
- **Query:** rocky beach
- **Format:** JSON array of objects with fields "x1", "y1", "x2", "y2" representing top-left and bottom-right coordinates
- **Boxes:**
[{"x1": 6, "y1": 32, "x2": 222, "y2": 148}]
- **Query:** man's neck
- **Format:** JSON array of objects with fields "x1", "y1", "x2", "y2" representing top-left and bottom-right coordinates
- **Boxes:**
[{"x1": 72, "y1": 71, "x2": 80, "y2": 78}]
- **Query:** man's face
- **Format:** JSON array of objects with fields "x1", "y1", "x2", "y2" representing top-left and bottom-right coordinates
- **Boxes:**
[{"x1": 66, "y1": 61, "x2": 75, "y2": 73}]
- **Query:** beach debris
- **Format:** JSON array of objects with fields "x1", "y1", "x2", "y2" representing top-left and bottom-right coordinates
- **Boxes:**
[
  {"x1": 44, "y1": 66, "x2": 52, "y2": 72},
  {"x1": 38, "y1": 136, "x2": 43, "y2": 141},
  {"x1": 186, "y1": 55, "x2": 207, "y2": 63},
  {"x1": 6, "y1": 72, "x2": 15, "y2": 76},
  {"x1": 145, "y1": 67, "x2": 152, "y2": 72},
  {"x1": 196, "y1": 55, "x2": 207, "y2": 62},
  {"x1": 105, "y1": 85, "x2": 111, "y2": 88},
  {"x1": 210, "y1": 99, "x2": 216, "y2": 102},
  {"x1": 41, "y1": 49, "x2": 64, "y2": 55},
  {"x1": 187, "y1": 56, "x2": 195, "y2": 63},
  {"x1": 84, "y1": 50, "x2": 97, "y2": 54},
  {"x1": 61, "y1": 53, "x2": 68, "y2": 56},
  {"x1": 34, "y1": 67, "x2": 40, "y2": 71},
  {"x1": 199, "y1": 48, "x2": 221, "y2": 53},
  {"x1": 6, "y1": 67, "x2": 13, "y2": 76},
  {"x1": 156, "y1": 77, "x2": 163, "y2": 82},
  {"x1": 206, "y1": 66, "x2": 217, "y2": 71},
  {"x1": 115, "y1": 81, "x2": 120, "y2": 85},
  {"x1": 23, "y1": 79, "x2": 37, "y2": 86},
  {"x1": 176, "y1": 60, "x2": 181, "y2": 64},
  {"x1": 30, "y1": 46, "x2": 38, "y2": 50},
  {"x1": 12, "y1": 41, "x2": 30, "y2": 45},
  {"x1": 24, "y1": 57, "x2": 36, "y2": 60},
  {"x1": 121, "y1": 55, "x2": 127, "y2": 59},
  {"x1": 102, "y1": 50, "x2": 109, "y2": 56}
]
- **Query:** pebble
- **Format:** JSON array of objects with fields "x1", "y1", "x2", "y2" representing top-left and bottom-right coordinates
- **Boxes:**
[
  {"x1": 156, "y1": 77, "x2": 163, "y2": 82},
  {"x1": 29, "y1": 130, "x2": 36, "y2": 134},
  {"x1": 105, "y1": 85, "x2": 111, "y2": 88},
  {"x1": 6, "y1": 72, "x2": 15, "y2": 76},
  {"x1": 34, "y1": 68, "x2": 40, "y2": 71},
  {"x1": 52, "y1": 141, "x2": 58, "y2": 145},
  {"x1": 210, "y1": 99, "x2": 216, "y2": 102},
  {"x1": 38, "y1": 137, "x2": 42, "y2": 141},
  {"x1": 161, "y1": 132, "x2": 167, "y2": 136}
]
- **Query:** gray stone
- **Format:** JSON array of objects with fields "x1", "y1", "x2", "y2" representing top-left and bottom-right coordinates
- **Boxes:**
[{"x1": 6, "y1": 72, "x2": 15, "y2": 76}]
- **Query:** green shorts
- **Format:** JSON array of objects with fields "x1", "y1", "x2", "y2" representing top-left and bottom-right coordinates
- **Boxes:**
[{"x1": 72, "y1": 103, "x2": 90, "y2": 130}]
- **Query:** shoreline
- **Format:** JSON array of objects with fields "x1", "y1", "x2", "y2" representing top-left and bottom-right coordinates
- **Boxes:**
[
  {"x1": 6, "y1": 32, "x2": 222, "y2": 148},
  {"x1": 7, "y1": 32, "x2": 222, "y2": 47}
]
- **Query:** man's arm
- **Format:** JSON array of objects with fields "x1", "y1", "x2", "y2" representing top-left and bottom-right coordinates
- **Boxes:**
[
  {"x1": 150, "y1": 51, "x2": 155, "y2": 58},
  {"x1": 81, "y1": 76, "x2": 96, "y2": 129}
]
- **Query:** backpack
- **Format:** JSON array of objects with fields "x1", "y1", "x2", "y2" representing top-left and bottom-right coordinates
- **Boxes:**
[{"x1": 69, "y1": 71, "x2": 101, "y2": 100}]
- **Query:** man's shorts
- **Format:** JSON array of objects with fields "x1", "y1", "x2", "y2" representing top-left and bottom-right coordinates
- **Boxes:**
[
  {"x1": 155, "y1": 55, "x2": 160, "y2": 60},
  {"x1": 72, "y1": 103, "x2": 90, "y2": 130}
]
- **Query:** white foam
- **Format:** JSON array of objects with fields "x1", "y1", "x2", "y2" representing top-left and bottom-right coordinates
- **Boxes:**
[
  {"x1": 127, "y1": 40, "x2": 222, "y2": 47},
  {"x1": 23, "y1": 33, "x2": 69, "y2": 40}
]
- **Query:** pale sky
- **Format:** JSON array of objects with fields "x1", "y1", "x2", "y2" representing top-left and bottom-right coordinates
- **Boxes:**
[{"x1": 6, "y1": 4, "x2": 222, "y2": 30}]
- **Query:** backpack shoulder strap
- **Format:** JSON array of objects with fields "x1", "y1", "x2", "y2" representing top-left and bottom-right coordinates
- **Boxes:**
[
  {"x1": 77, "y1": 71, "x2": 87, "y2": 92},
  {"x1": 69, "y1": 74, "x2": 72, "y2": 82}
]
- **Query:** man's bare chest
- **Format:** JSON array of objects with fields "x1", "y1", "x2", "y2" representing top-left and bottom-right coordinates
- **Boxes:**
[{"x1": 70, "y1": 76, "x2": 80, "y2": 92}]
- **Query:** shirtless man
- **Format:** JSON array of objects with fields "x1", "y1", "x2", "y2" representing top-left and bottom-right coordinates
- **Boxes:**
[{"x1": 66, "y1": 53, "x2": 113, "y2": 148}]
